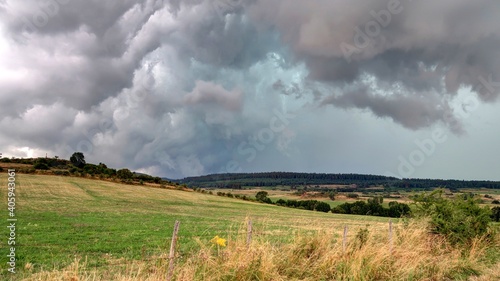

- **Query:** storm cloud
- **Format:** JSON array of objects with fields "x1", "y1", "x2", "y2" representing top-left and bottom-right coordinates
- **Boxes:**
[{"x1": 0, "y1": 0, "x2": 499, "y2": 179}]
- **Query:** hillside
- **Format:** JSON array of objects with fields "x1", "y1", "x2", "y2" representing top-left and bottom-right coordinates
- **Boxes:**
[
  {"x1": 176, "y1": 172, "x2": 500, "y2": 190},
  {"x1": 0, "y1": 174, "x2": 394, "y2": 279}
]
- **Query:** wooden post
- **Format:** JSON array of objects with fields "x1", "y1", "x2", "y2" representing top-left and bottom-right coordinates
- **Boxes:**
[
  {"x1": 246, "y1": 219, "x2": 252, "y2": 247},
  {"x1": 342, "y1": 225, "x2": 348, "y2": 254},
  {"x1": 388, "y1": 219, "x2": 393, "y2": 255},
  {"x1": 167, "y1": 221, "x2": 180, "y2": 281}
]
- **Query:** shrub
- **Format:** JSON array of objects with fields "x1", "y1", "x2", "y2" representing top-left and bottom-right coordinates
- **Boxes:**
[
  {"x1": 53, "y1": 170, "x2": 70, "y2": 176},
  {"x1": 387, "y1": 201, "x2": 411, "y2": 217},
  {"x1": 413, "y1": 190, "x2": 492, "y2": 245},
  {"x1": 346, "y1": 193, "x2": 359, "y2": 199},
  {"x1": 492, "y1": 200, "x2": 500, "y2": 205},
  {"x1": 276, "y1": 199, "x2": 287, "y2": 206},
  {"x1": 33, "y1": 163, "x2": 50, "y2": 170},
  {"x1": 117, "y1": 169, "x2": 133, "y2": 180},
  {"x1": 353, "y1": 227, "x2": 369, "y2": 249},
  {"x1": 315, "y1": 201, "x2": 331, "y2": 213},
  {"x1": 328, "y1": 191, "x2": 336, "y2": 200},
  {"x1": 255, "y1": 191, "x2": 269, "y2": 202},
  {"x1": 492, "y1": 207, "x2": 500, "y2": 222}
]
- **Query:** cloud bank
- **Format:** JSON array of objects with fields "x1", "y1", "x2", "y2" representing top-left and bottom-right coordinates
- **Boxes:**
[{"x1": 0, "y1": 0, "x2": 499, "y2": 178}]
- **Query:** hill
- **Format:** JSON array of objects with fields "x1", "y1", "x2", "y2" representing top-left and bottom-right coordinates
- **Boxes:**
[
  {"x1": 0, "y1": 174, "x2": 394, "y2": 279},
  {"x1": 1, "y1": 159, "x2": 499, "y2": 280},
  {"x1": 176, "y1": 172, "x2": 500, "y2": 190}
]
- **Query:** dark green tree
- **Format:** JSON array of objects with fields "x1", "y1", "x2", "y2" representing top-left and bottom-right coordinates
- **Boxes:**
[
  {"x1": 70, "y1": 152, "x2": 86, "y2": 168},
  {"x1": 33, "y1": 163, "x2": 50, "y2": 170},
  {"x1": 255, "y1": 191, "x2": 269, "y2": 202},
  {"x1": 316, "y1": 201, "x2": 331, "y2": 213},
  {"x1": 276, "y1": 199, "x2": 287, "y2": 206},
  {"x1": 117, "y1": 168, "x2": 134, "y2": 180}
]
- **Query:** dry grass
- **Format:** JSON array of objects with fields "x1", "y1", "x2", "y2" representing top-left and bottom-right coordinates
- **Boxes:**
[{"x1": 21, "y1": 220, "x2": 499, "y2": 281}]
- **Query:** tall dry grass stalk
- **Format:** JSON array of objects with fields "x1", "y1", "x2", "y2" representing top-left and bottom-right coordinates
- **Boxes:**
[
  {"x1": 175, "y1": 220, "x2": 494, "y2": 281},
  {"x1": 21, "y1": 220, "x2": 499, "y2": 281}
]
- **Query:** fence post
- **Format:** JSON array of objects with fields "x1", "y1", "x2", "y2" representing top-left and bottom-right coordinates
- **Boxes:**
[
  {"x1": 167, "y1": 220, "x2": 180, "y2": 281},
  {"x1": 247, "y1": 219, "x2": 252, "y2": 247},
  {"x1": 342, "y1": 225, "x2": 348, "y2": 254},
  {"x1": 388, "y1": 219, "x2": 393, "y2": 255}
]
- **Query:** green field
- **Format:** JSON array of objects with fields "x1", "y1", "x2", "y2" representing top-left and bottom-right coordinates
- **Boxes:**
[{"x1": 0, "y1": 174, "x2": 392, "y2": 279}]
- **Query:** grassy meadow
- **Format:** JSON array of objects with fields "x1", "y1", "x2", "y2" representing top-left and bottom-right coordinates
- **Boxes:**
[
  {"x1": 1, "y1": 174, "x2": 390, "y2": 279},
  {"x1": 0, "y1": 174, "x2": 499, "y2": 280}
]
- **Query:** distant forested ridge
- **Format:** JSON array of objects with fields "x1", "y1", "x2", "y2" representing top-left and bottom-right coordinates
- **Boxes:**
[{"x1": 174, "y1": 172, "x2": 500, "y2": 190}]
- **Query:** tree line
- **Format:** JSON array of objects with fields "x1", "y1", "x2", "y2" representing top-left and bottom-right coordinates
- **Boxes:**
[
  {"x1": 177, "y1": 172, "x2": 500, "y2": 190},
  {"x1": 0, "y1": 153, "x2": 172, "y2": 186},
  {"x1": 331, "y1": 197, "x2": 411, "y2": 218}
]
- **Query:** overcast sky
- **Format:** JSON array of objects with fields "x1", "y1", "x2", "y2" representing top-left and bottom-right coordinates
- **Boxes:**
[{"x1": 1, "y1": 0, "x2": 499, "y2": 180}]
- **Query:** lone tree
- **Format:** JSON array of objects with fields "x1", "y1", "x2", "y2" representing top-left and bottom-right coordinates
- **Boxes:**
[
  {"x1": 255, "y1": 191, "x2": 269, "y2": 202},
  {"x1": 70, "y1": 152, "x2": 86, "y2": 168}
]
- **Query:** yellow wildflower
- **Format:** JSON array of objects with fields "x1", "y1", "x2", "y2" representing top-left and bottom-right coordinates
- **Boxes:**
[{"x1": 211, "y1": 235, "x2": 227, "y2": 247}]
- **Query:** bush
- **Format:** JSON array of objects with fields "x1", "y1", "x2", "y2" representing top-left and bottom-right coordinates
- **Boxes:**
[
  {"x1": 492, "y1": 200, "x2": 500, "y2": 205},
  {"x1": 328, "y1": 191, "x2": 336, "y2": 200},
  {"x1": 276, "y1": 199, "x2": 287, "y2": 206},
  {"x1": 315, "y1": 201, "x2": 331, "y2": 213},
  {"x1": 346, "y1": 193, "x2": 359, "y2": 199},
  {"x1": 33, "y1": 163, "x2": 50, "y2": 170},
  {"x1": 413, "y1": 190, "x2": 492, "y2": 245},
  {"x1": 492, "y1": 207, "x2": 500, "y2": 222},
  {"x1": 0, "y1": 158, "x2": 11, "y2": 163},
  {"x1": 256, "y1": 191, "x2": 269, "y2": 202},
  {"x1": 117, "y1": 169, "x2": 133, "y2": 180},
  {"x1": 53, "y1": 170, "x2": 70, "y2": 176}
]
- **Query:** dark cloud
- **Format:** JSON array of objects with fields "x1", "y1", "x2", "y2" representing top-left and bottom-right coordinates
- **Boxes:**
[
  {"x1": 248, "y1": 0, "x2": 500, "y2": 120},
  {"x1": 1, "y1": 0, "x2": 499, "y2": 179},
  {"x1": 321, "y1": 87, "x2": 462, "y2": 133}
]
